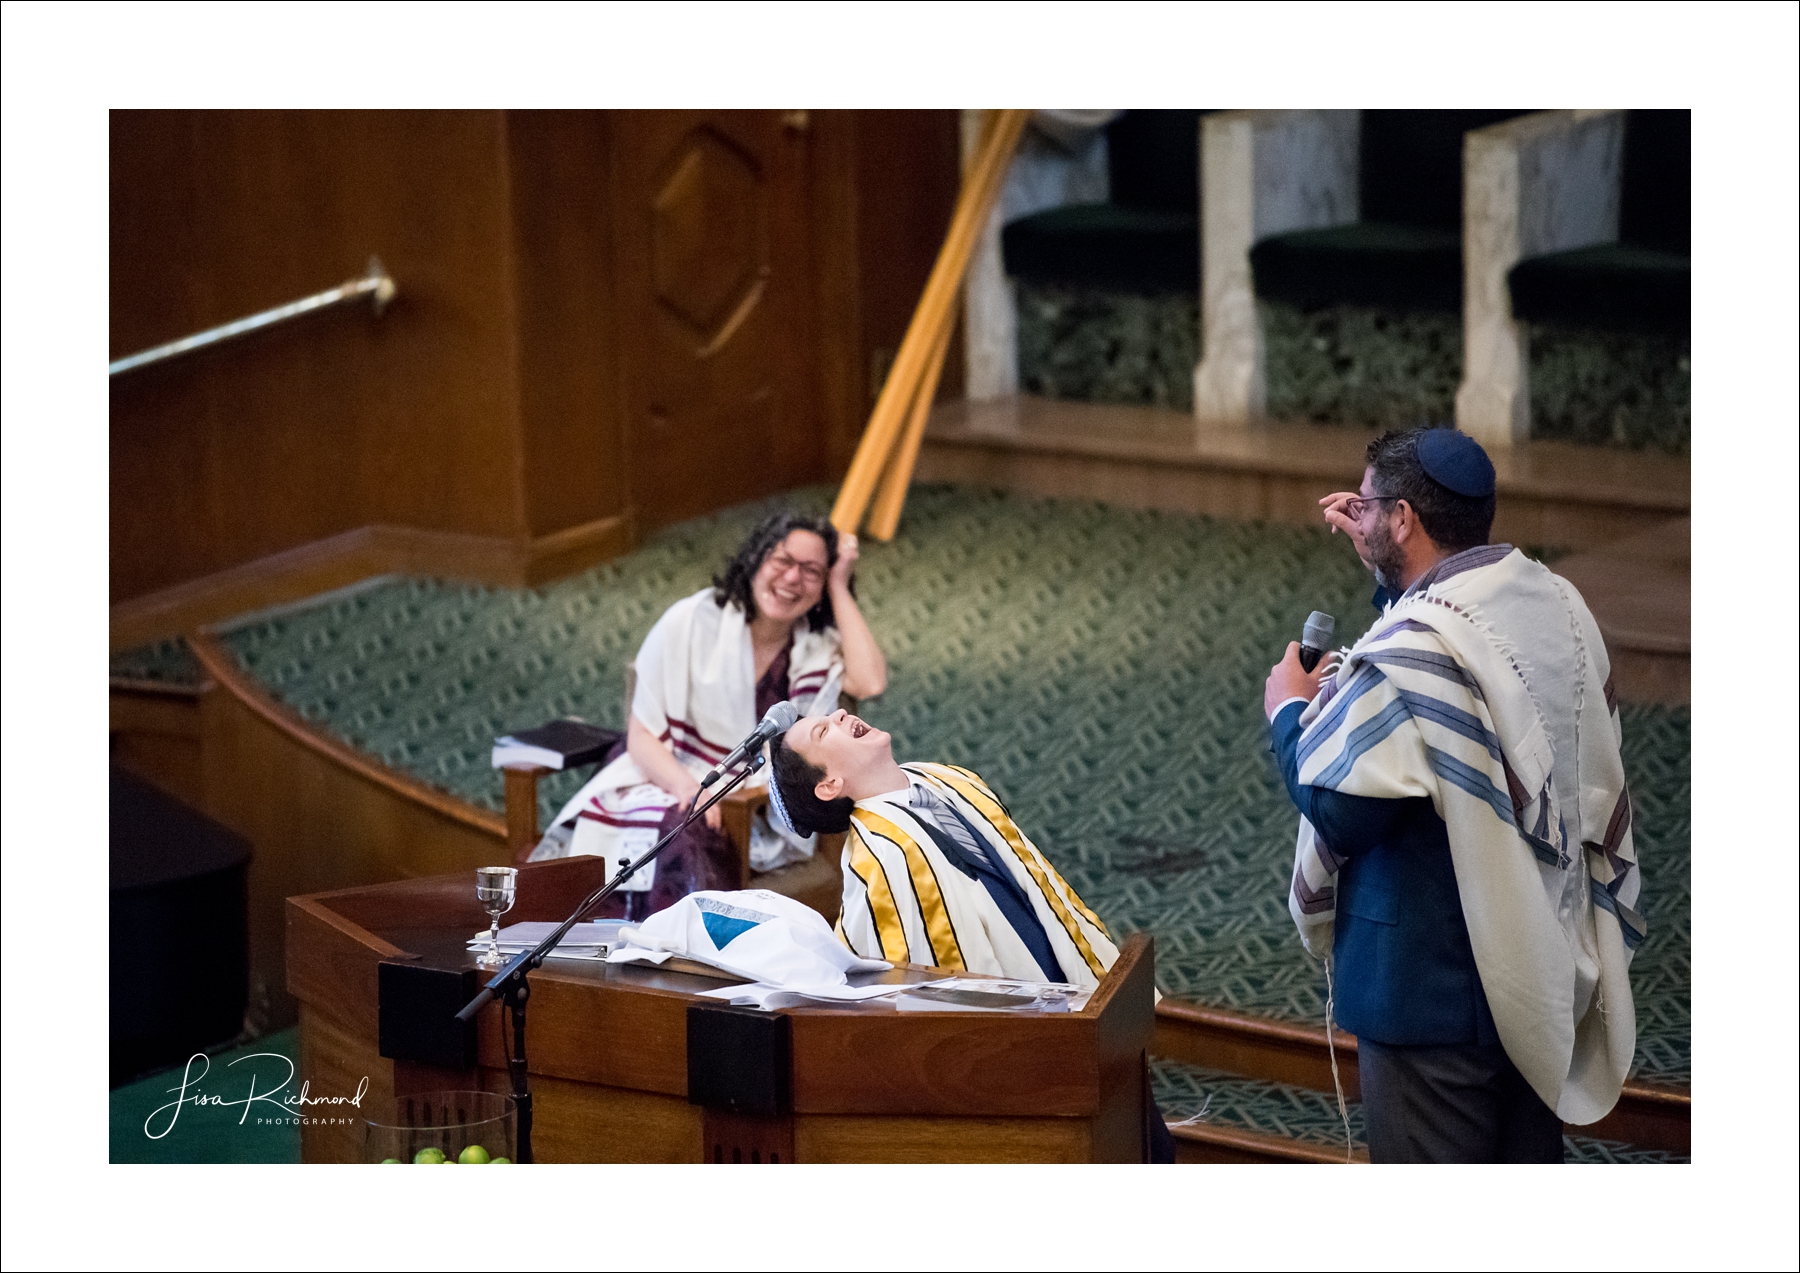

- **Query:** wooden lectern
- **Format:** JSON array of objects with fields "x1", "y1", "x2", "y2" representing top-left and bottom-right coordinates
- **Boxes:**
[{"x1": 288, "y1": 855, "x2": 1156, "y2": 1163}]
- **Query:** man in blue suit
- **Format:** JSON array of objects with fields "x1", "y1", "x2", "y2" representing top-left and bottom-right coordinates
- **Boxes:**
[{"x1": 1263, "y1": 428, "x2": 1579, "y2": 1163}]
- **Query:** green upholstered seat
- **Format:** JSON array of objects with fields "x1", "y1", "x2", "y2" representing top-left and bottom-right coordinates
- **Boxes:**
[
  {"x1": 1507, "y1": 110, "x2": 1690, "y2": 336},
  {"x1": 1003, "y1": 202, "x2": 1198, "y2": 294},
  {"x1": 1251, "y1": 109, "x2": 1528, "y2": 314},
  {"x1": 1002, "y1": 110, "x2": 1201, "y2": 296},
  {"x1": 1510, "y1": 243, "x2": 1690, "y2": 336},
  {"x1": 1250, "y1": 221, "x2": 1462, "y2": 313}
]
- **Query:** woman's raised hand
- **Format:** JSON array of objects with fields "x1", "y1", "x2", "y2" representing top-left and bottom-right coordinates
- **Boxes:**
[
  {"x1": 826, "y1": 530, "x2": 887, "y2": 697},
  {"x1": 829, "y1": 532, "x2": 859, "y2": 593}
]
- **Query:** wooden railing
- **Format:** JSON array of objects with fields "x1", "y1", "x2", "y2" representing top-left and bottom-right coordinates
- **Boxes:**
[{"x1": 831, "y1": 109, "x2": 1030, "y2": 540}]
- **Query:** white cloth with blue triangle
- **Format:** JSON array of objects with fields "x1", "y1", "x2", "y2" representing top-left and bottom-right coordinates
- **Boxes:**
[{"x1": 607, "y1": 890, "x2": 893, "y2": 997}]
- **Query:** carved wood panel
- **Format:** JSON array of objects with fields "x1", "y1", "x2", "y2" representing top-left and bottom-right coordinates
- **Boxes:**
[{"x1": 614, "y1": 111, "x2": 820, "y2": 531}]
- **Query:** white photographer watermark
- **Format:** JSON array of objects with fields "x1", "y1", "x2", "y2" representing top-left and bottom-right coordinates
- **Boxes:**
[{"x1": 144, "y1": 1052, "x2": 369, "y2": 1139}]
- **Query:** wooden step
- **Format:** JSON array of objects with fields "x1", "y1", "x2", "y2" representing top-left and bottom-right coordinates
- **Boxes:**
[
  {"x1": 1551, "y1": 516, "x2": 1689, "y2": 705},
  {"x1": 1170, "y1": 1120, "x2": 1367, "y2": 1164},
  {"x1": 917, "y1": 395, "x2": 1689, "y2": 556},
  {"x1": 1153, "y1": 998, "x2": 1689, "y2": 1155}
]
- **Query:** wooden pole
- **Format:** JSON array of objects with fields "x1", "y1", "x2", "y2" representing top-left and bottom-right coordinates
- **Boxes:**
[
  {"x1": 830, "y1": 108, "x2": 1028, "y2": 534},
  {"x1": 865, "y1": 313, "x2": 954, "y2": 541},
  {"x1": 504, "y1": 764, "x2": 546, "y2": 864}
]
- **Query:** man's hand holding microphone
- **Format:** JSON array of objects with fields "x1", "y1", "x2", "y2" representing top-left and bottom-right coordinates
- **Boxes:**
[{"x1": 1264, "y1": 610, "x2": 1339, "y2": 722}]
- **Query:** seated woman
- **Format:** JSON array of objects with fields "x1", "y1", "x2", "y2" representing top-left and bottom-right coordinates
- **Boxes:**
[{"x1": 531, "y1": 512, "x2": 887, "y2": 919}]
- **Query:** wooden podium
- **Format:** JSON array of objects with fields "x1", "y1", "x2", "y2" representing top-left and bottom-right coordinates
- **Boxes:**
[{"x1": 288, "y1": 854, "x2": 1156, "y2": 1163}]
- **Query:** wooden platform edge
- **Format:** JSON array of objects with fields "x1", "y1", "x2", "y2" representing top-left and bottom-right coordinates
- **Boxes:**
[
  {"x1": 921, "y1": 397, "x2": 1690, "y2": 513},
  {"x1": 109, "y1": 675, "x2": 207, "y2": 699},
  {"x1": 1169, "y1": 1119, "x2": 1368, "y2": 1164},
  {"x1": 111, "y1": 512, "x2": 633, "y2": 652},
  {"x1": 187, "y1": 629, "x2": 507, "y2": 842},
  {"x1": 1153, "y1": 997, "x2": 1689, "y2": 1155}
]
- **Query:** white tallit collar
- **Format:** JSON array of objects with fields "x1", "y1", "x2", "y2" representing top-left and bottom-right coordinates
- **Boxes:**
[{"x1": 863, "y1": 784, "x2": 913, "y2": 807}]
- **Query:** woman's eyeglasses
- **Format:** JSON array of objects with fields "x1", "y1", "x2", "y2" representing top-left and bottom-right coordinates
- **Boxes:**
[
  {"x1": 766, "y1": 551, "x2": 826, "y2": 585},
  {"x1": 1345, "y1": 495, "x2": 1402, "y2": 519}
]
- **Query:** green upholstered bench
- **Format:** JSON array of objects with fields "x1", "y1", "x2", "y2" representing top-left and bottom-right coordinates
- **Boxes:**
[
  {"x1": 1507, "y1": 110, "x2": 1690, "y2": 337},
  {"x1": 1248, "y1": 221, "x2": 1463, "y2": 313},
  {"x1": 1250, "y1": 109, "x2": 1529, "y2": 315},
  {"x1": 1001, "y1": 110, "x2": 1202, "y2": 295},
  {"x1": 1002, "y1": 202, "x2": 1199, "y2": 294},
  {"x1": 1510, "y1": 242, "x2": 1689, "y2": 336}
]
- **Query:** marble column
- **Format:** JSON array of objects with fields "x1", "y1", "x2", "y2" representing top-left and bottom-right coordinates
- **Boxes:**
[
  {"x1": 963, "y1": 109, "x2": 1019, "y2": 402},
  {"x1": 1193, "y1": 110, "x2": 1359, "y2": 426},
  {"x1": 1456, "y1": 110, "x2": 1624, "y2": 447},
  {"x1": 961, "y1": 109, "x2": 1113, "y2": 402}
]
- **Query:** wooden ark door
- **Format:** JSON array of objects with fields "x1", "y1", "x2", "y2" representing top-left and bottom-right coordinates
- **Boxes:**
[{"x1": 614, "y1": 111, "x2": 820, "y2": 532}]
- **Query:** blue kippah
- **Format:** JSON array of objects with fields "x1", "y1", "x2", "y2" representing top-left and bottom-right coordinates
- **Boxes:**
[
  {"x1": 764, "y1": 771, "x2": 798, "y2": 837},
  {"x1": 1416, "y1": 429, "x2": 1496, "y2": 498}
]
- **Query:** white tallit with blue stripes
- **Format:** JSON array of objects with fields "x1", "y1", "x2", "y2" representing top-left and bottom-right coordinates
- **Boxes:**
[{"x1": 1288, "y1": 546, "x2": 1644, "y2": 1124}]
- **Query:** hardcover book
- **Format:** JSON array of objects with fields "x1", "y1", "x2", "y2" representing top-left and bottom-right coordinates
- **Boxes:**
[{"x1": 491, "y1": 718, "x2": 621, "y2": 770}]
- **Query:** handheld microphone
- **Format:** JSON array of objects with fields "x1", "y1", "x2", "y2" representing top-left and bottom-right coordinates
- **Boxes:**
[
  {"x1": 1299, "y1": 611, "x2": 1336, "y2": 673},
  {"x1": 700, "y1": 700, "x2": 799, "y2": 787}
]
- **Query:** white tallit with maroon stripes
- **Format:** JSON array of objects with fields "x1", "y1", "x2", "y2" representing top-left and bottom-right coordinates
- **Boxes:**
[{"x1": 533, "y1": 588, "x2": 842, "y2": 872}]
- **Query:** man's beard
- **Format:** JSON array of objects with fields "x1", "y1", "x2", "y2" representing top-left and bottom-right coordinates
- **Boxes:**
[{"x1": 1367, "y1": 515, "x2": 1406, "y2": 592}]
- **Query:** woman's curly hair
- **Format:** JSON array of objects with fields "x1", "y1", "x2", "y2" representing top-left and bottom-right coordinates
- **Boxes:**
[{"x1": 711, "y1": 511, "x2": 844, "y2": 630}]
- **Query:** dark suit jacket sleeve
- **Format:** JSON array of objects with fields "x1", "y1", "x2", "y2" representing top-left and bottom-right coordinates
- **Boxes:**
[{"x1": 1269, "y1": 700, "x2": 1411, "y2": 858}]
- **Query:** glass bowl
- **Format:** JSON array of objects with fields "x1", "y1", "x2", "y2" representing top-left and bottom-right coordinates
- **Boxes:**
[{"x1": 364, "y1": 1090, "x2": 516, "y2": 1164}]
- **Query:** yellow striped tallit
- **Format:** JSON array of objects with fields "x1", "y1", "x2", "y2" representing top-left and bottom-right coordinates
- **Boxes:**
[
  {"x1": 846, "y1": 808, "x2": 967, "y2": 970},
  {"x1": 911, "y1": 763, "x2": 1112, "y2": 979},
  {"x1": 934, "y1": 763, "x2": 1112, "y2": 937},
  {"x1": 841, "y1": 825, "x2": 909, "y2": 963}
]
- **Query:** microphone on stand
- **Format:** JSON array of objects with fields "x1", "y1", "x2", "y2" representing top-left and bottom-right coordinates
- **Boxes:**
[
  {"x1": 700, "y1": 700, "x2": 799, "y2": 788},
  {"x1": 1298, "y1": 611, "x2": 1336, "y2": 673}
]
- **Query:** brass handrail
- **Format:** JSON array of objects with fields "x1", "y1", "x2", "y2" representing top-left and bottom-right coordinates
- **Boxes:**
[{"x1": 108, "y1": 256, "x2": 397, "y2": 376}]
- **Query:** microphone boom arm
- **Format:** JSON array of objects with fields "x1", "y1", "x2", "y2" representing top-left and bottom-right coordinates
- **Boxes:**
[
  {"x1": 455, "y1": 748, "x2": 768, "y2": 1023},
  {"x1": 448, "y1": 747, "x2": 770, "y2": 1164},
  {"x1": 700, "y1": 701, "x2": 798, "y2": 788}
]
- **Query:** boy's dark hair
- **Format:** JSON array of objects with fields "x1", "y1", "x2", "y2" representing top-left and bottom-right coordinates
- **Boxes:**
[
  {"x1": 712, "y1": 511, "x2": 843, "y2": 630},
  {"x1": 1365, "y1": 427, "x2": 1495, "y2": 552},
  {"x1": 770, "y1": 734, "x2": 854, "y2": 836}
]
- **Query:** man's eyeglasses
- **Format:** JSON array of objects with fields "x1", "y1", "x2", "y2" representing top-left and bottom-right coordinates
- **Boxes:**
[
  {"x1": 1345, "y1": 495, "x2": 1403, "y2": 520},
  {"x1": 766, "y1": 551, "x2": 826, "y2": 585}
]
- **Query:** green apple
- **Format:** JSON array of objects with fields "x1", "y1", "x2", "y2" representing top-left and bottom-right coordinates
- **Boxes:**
[
  {"x1": 412, "y1": 1146, "x2": 447, "y2": 1164},
  {"x1": 489, "y1": 1156, "x2": 512, "y2": 1164},
  {"x1": 381, "y1": 1157, "x2": 402, "y2": 1164},
  {"x1": 458, "y1": 1144, "x2": 491, "y2": 1164}
]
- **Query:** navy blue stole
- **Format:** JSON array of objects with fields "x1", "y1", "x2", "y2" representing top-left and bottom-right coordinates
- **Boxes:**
[{"x1": 912, "y1": 799, "x2": 1068, "y2": 984}]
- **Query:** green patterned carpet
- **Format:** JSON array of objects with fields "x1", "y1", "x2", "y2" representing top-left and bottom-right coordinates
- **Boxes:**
[
  {"x1": 1150, "y1": 1058, "x2": 1687, "y2": 1164},
  {"x1": 123, "y1": 484, "x2": 1690, "y2": 1087}
]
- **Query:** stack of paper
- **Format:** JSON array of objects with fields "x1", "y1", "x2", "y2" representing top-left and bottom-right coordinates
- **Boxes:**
[
  {"x1": 697, "y1": 982, "x2": 910, "y2": 1011},
  {"x1": 466, "y1": 920, "x2": 630, "y2": 962},
  {"x1": 897, "y1": 977, "x2": 1092, "y2": 1013}
]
